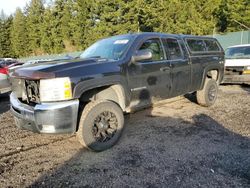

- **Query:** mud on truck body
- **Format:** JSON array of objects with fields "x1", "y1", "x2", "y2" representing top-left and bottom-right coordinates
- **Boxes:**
[{"x1": 10, "y1": 32, "x2": 225, "y2": 151}]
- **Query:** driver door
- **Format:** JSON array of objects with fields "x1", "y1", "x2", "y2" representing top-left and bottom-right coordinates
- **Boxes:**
[{"x1": 127, "y1": 38, "x2": 171, "y2": 109}]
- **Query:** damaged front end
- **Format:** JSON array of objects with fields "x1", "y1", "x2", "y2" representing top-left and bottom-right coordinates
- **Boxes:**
[
  {"x1": 25, "y1": 80, "x2": 40, "y2": 104},
  {"x1": 10, "y1": 70, "x2": 79, "y2": 134}
]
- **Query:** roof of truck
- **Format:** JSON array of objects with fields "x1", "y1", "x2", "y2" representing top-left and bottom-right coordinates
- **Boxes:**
[
  {"x1": 227, "y1": 44, "x2": 250, "y2": 48},
  {"x1": 114, "y1": 32, "x2": 216, "y2": 40}
]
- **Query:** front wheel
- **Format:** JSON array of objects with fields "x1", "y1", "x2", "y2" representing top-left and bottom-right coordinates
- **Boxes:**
[
  {"x1": 196, "y1": 79, "x2": 218, "y2": 107},
  {"x1": 77, "y1": 100, "x2": 124, "y2": 152}
]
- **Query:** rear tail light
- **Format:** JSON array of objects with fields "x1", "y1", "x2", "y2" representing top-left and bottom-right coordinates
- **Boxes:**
[{"x1": 0, "y1": 67, "x2": 8, "y2": 75}]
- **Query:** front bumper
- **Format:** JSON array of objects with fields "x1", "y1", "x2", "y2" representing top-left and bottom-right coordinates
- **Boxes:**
[
  {"x1": 10, "y1": 93, "x2": 79, "y2": 134},
  {"x1": 223, "y1": 74, "x2": 250, "y2": 84}
]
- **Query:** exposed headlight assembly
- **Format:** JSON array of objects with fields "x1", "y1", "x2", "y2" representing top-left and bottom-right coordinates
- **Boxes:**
[{"x1": 40, "y1": 77, "x2": 72, "y2": 102}]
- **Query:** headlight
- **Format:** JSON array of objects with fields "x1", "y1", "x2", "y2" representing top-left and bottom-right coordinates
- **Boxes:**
[
  {"x1": 243, "y1": 66, "x2": 250, "y2": 74},
  {"x1": 40, "y1": 77, "x2": 72, "y2": 102}
]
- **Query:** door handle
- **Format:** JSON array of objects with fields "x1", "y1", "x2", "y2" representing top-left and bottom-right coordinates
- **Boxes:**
[{"x1": 160, "y1": 67, "x2": 170, "y2": 72}]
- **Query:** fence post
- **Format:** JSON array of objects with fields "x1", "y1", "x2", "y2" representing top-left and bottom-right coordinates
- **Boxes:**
[{"x1": 248, "y1": 30, "x2": 250, "y2": 44}]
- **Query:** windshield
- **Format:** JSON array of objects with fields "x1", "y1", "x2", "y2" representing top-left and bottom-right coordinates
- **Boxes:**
[
  {"x1": 225, "y1": 46, "x2": 250, "y2": 59},
  {"x1": 80, "y1": 35, "x2": 133, "y2": 60}
]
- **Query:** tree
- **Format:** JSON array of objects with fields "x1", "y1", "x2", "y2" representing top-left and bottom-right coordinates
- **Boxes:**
[
  {"x1": 61, "y1": 0, "x2": 74, "y2": 40},
  {"x1": 216, "y1": 0, "x2": 250, "y2": 32},
  {"x1": 90, "y1": 0, "x2": 122, "y2": 36},
  {"x1": 11, "y1": 8, "x2": 29, "y2": 57},
  {"x1": 0, "y1": 11, "x2": 13, "y2": 57},
  {"x1": 49, "y1": 0, "x2": 65, "y2": 53},
  {"x1": 119, "y1": 0, "x2": 151, "y2": 33},
  {"x1": 60, "y1": 0, "x2": 77, "y2": 52},
  {"x1": 226, "y1": 0, "x2": 250, "y2": 31},
  {"x1": 154, "y1": 0, "x2": 221, "y2": 35},
  {"x1": 71, "y1": 0, "x2": 95, "y2": 50},
  {"x1": 1, "y1": 0, "x2": 250, "y2": 57},
  {"x1": 215, "y1": 0, "x2": 229, "y2": 32},
  {"x1": 26, "y1": 0, "x2": 45, "y2": 55},
  {"x1": 40, "y1": 7, "x2": 55, "y2": 54}
]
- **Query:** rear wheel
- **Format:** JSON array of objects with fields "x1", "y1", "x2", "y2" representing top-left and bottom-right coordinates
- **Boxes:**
[
  {"x1": 77, "y1": 100, "x2": 124, "y2": 152},
  {"x1": 196, "y1": 79, "x2": 218, "y2": 107}
]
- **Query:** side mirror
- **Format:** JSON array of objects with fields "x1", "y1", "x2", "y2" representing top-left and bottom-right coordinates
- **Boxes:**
[{"x1": 131, "y1": 49, "x2": 152, "y2": 63}]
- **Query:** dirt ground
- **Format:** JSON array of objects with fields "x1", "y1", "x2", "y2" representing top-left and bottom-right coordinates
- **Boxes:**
[{"x1": 0, "y1": 85, "x2": 249, "y2": 188}]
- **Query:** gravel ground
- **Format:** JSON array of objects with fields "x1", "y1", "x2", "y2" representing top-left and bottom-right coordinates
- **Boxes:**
[{"x1": 0, "y1": 85, "x2": 249, "y2": 188}]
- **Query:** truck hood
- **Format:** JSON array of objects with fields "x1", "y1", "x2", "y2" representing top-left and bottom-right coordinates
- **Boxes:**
[
  {"x1": 12, "y1": 58, "x2": 113, "y2": 80},
  {"x1": 225, "y1": 59, "x2": 250, "y2": 67}
]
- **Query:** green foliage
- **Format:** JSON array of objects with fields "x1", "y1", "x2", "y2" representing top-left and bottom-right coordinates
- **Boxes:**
[
  {"x1": 26, "y1": 0, "x2": 45, "y2": 55},
  {"x1": 71, "y1": 0, "x2": 95, "y2": 50},
  {"x1": 226, "y1": 0, "x2": 250, "y2": 31},
  {"x1": 0, "y1": 13, "x2": 13, "y2": 57},
  {"x1": 11, "y1": 8, "x2": 29, "y2": 57},
  {"x1": 0, "y1": 0, "x2": 249, "y2": 58},
  {"x1": 215, "y1": 0, "x2": 250, "y2": 32},
  {"x1": 40, "y1": 7, "x2": 55, "y2": 54}
]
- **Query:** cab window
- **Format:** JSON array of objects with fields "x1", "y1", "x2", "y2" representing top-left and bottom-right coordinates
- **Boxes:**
[
  {"x1": 139, "y1": 38, "x2": 164, "y2": 61},
  {"x1": 162, "y1": 38, "x2": 183, "y2": 60}
]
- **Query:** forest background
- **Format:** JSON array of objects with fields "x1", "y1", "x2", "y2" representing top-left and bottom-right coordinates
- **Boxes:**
[{"x1": 0, "y1": 0, "x2": 249, "y2": 58}]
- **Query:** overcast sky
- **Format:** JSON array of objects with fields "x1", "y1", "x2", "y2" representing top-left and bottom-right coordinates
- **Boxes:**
[{"x1": 0, "y1": 0, "x2": 31, "y2": 15}]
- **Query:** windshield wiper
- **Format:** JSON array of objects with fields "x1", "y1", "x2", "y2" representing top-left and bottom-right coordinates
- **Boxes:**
[
  {"x1": 88, "y1": 56, "x2": 102, "y2": 59},
  {"x1": 80, "y1": 55, "x2": 115, "y2": 61},
  {"x1": 87, "y1": 56, "x2": 113, "y2": 61}
]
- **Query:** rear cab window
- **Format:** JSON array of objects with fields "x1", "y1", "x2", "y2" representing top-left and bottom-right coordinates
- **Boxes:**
[
  {"x1": 186, "y1": 39, "x2": 206, "y2": 52},
  {"x1": 204, "y1": 40, "x2": 220, "y2": 51},
  {"x1": 186, "y1": 38, "x2": 221, "y2": 54}
]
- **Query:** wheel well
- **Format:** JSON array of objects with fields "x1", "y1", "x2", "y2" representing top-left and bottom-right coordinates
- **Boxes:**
[
  {"x1": 207, "y1": 70, "x2": 219, "y2": 82},
  {"x1": 79, "y1": 84, "x2": 126, "y2": 111}
]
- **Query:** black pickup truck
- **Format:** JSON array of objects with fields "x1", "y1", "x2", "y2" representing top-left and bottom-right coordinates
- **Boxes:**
[{"x1": 10, "y1": 32, "x2": 224, "y2": 151}]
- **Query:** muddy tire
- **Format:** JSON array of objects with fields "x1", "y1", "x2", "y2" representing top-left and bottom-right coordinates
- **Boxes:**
[
  {"x1": 77, "y1": 100, "x2": 124, "y2": 152},
  {"x1": 196, "y1": 79, "x2": 218, "y2": 107}
]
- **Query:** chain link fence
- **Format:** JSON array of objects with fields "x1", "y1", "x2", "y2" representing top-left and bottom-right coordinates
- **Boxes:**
[{"x1": 213, "y1": 30, "x2": 250, "y2": 49}]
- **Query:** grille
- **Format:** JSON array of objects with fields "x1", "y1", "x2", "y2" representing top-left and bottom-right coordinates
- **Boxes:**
[{"x1": 225, "y1": 66, "x2": 244, "y2": 75}]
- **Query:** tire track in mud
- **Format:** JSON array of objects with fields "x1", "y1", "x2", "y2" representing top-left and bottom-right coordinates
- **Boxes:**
[
  {"x1": 0, "y1": 111, "x2": 74, "y2": 159},
  {"x1": 0, "y1": 136, "x2": 74, "y2": 159}
]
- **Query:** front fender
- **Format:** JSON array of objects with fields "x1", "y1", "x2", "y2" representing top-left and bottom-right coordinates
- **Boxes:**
[{"x1": 73, "y1": 75, "x2": 130, "y2": 106}]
